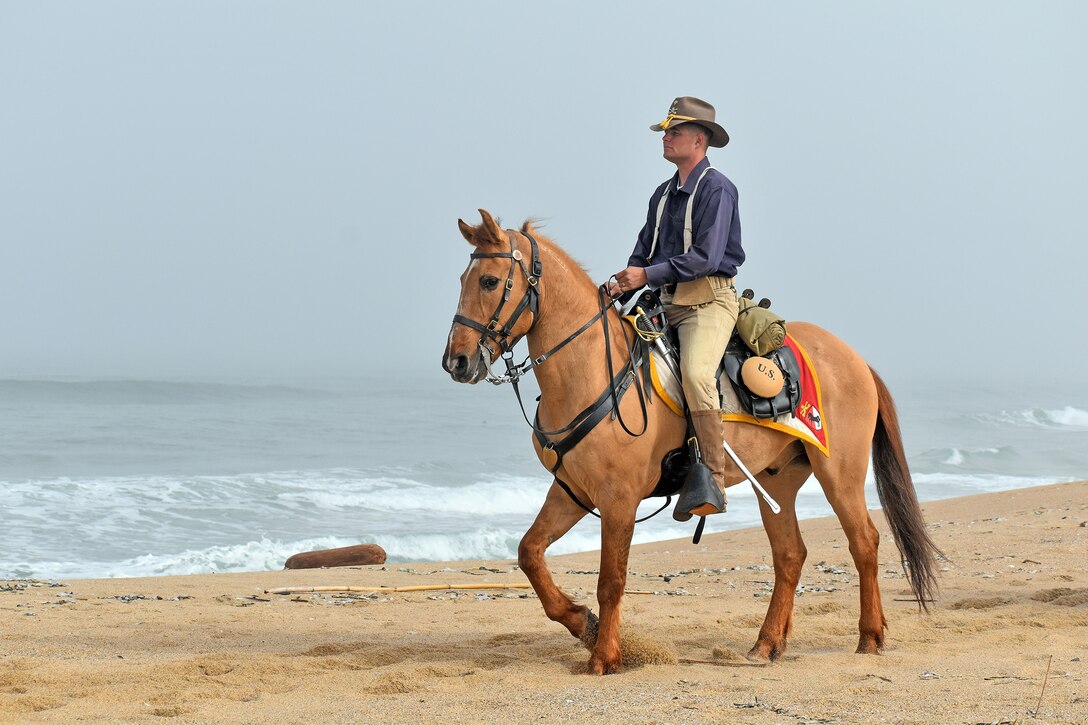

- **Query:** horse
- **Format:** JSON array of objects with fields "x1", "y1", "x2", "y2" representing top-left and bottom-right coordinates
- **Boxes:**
[{"x1": 442, "y1": 209, "x2": 942, "y2": 675}]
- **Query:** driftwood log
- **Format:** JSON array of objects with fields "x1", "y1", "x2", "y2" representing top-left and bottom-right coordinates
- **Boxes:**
[{"x1": 284, "y1": 543, "x2": 387, "y2": 569}]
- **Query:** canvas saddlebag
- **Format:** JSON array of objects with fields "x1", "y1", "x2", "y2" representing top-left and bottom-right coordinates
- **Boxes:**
[{"x1": 735, "y1": 296, "x2": 786, "y2": 356}]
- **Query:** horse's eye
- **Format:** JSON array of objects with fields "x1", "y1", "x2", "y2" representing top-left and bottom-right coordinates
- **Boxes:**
[{"x1": 480, "y1": 275, "x2": 500, "y2": 291}]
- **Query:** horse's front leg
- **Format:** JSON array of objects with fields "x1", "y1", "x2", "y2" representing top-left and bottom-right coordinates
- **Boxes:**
[
  {"x1": 587, "y1": 504, "x2": 637, "y2": 675},
  {"x1": 518, "y1": 482, "x2": 593, "y2": 643}
]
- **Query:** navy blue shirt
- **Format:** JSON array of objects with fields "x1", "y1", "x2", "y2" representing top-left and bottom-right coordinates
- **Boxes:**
[{"x1": 627, "y1": 157, "x2": 743, "y2": 288}]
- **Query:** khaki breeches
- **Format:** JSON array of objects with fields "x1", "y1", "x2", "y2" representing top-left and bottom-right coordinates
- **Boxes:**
[{"x1": 662, "y1": 277, "x2": 739, "y2": 412}]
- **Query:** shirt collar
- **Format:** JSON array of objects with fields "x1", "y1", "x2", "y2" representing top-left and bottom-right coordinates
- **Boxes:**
[{"x1": 672, "y1": 156, "x2": 712, "y2": 194}]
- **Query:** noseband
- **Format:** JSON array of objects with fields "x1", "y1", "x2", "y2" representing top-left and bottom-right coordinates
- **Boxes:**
[{"x1": 452, "y1": 230, "x2": 543, "y2": 362}]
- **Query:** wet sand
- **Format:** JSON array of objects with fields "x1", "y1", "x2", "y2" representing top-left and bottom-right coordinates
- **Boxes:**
[{"x1": 3, "y1": 481, "x2": 1086, "y2": 723}]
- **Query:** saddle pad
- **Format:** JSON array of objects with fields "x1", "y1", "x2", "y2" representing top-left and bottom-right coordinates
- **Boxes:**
[
  {"x1": 647, "y1": 351, "x2": 685, "y2": 417},
  {"x1": 648, "y1": 334, "x2": 830, "y2": 457}
]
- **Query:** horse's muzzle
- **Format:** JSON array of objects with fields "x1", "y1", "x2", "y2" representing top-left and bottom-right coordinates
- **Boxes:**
[{"x1": 442, "y1": 347, "x2": 487, "y2": 384}]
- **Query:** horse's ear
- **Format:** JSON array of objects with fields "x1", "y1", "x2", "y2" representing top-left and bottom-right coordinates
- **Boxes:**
[
  {"x1": 477, "y1": 209, "x2": 505, "y2": 247},
  {"x1": 458, "y1": 209, "x2": 506, "y2": 248},
  {"x1": 457, "y1": 218, "x2": 477, "y2": 244}
]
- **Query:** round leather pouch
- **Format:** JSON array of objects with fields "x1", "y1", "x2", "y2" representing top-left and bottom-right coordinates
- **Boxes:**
[{"x1": 741, "y1": 356, "x2": 784, "y2": 398}]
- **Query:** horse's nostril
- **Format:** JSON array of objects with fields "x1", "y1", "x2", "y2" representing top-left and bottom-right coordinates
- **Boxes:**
[{"x1": 453, "y1": 356, "x2": 468, "y2": 376}]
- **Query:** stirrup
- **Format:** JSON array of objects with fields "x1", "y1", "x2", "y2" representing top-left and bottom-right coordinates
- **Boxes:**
[{"x1": 672, "y1": 461, "x2": 726, "y2": 522}]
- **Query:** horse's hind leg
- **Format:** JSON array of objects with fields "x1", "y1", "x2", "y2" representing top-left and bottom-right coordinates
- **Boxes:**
[
  {"x1": 810, "y1": 445, "x2": 887, "y2": 654},
  {"x1": 518, "y1": 481, "x2": 594, "y2": 645},
  {"x1": 746, "y1": 462, "x2": 810, "y2": 662}
]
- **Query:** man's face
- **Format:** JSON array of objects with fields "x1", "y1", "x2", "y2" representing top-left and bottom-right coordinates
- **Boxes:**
[{"x1": 662, "y1": 124, "x2": 704, "y2": 164}]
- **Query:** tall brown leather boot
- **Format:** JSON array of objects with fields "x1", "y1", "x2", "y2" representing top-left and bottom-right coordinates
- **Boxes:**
[{"x1": 672, "y1": 409, "x2": 728, "y2": 521}]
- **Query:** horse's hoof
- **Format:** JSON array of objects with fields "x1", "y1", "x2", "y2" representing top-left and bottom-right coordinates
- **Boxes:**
[
  {"x1": 587, "y1": 654, "x2": 621, "y2": 675},
  {"x1": 746, "y1": 640, "x2": 784, "y2": 662},
  {"x1": 579, "y1": 610, "x2": 599, "y2": 651},
  {"x1": 855, "y1": 635, "x2": 885, "y2": 655},
  {"x1": 745, "y1": 647, "x2": 770, "y2": 663}
]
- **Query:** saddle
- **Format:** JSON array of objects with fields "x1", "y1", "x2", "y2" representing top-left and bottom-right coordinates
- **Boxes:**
[
  {"x1": 628, "y1": 288, "x2": 802, "y2": 420},
  {"x1": 721, "y1": 336, "x2": 802, "y2": 420}
]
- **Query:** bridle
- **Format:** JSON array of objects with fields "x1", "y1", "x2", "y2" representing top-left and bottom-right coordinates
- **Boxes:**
[
  {"x1": 452, "y1": 229, "x2": 613, "y2": 387},
  {"x1": 451, "y1": 228, "x2": 673, "y2": 524},
  {"x1": 452, "y1": 230, "x2": 542, "y2": 370},
  {"x1": 451, "y1": 228, "x2": 625, "y2": 395}
]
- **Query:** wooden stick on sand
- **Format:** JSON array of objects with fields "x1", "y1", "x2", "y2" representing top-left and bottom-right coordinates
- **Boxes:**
[{"x1": 266, "y1": 583, "x2": 532, "y2": 595}]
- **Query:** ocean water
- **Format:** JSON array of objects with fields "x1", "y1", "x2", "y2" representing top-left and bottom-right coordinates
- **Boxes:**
[{"x1": 2, "y1": 374, "x2": 1085, "y2": 580}]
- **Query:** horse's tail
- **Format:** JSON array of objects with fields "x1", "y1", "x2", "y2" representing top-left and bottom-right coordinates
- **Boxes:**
[{"x1": 869, "y1": 367, "x2": 944, "y2": 611}]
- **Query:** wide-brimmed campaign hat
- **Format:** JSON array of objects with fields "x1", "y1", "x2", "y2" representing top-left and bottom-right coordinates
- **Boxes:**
[{"x1": 650, "y1": 96, "x2": 729, "y2": 148}]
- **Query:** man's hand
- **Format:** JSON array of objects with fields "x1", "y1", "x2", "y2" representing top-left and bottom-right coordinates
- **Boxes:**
[{"x1": 610, "y1": 266, "x2": 648, "y2": 296}]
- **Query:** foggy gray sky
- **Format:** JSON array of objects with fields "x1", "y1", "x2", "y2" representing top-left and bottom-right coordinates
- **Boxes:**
[{"x1": 2, "y1": 2, "x2": 1085, "y2": 384}]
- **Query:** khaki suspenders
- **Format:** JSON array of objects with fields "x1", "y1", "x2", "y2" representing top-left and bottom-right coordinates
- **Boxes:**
[{"x1": 647, "y1": 165, "x2": 714, "y2": 260}]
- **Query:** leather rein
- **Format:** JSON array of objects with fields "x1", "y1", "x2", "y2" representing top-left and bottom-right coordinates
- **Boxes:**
[{"x1": 451, "y1": 229, "x2": 671, "y2": 524}]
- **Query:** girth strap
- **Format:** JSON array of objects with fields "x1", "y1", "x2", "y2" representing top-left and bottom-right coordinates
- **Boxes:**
[{"x1": 555, "y1": 477, "x2": 672, "y2": 524}]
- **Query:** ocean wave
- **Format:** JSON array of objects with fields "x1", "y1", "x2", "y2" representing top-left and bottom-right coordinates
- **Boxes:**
[
  {"x1": 2, "y1": 470, "x2": 575, "y2": 520},
  {"x1": 0, "y1": 536, "x2": 360, "y2": 580},
  {"x1": 1044, "y1": 406, "x2": 1088, "y2": 428},
  {"x1": 277, "y1": 475, "x2": 551, "y2": 515},
  {"x1": 0, "y1": 528, "x2": 597, "y2": 580},
  {"x1": 2, "y1": 516, "x2": 779, "y2": 580},
  {"x1": 3, "y1": 466, "x2": 1078, "y2": 581},
  {"x1": 0, "y1": 379, "x2": 335, "y2": 405},
  {"x1": 976, "y1": 406, "x2": 1088, "y2": 430},
  {"x1": 912, "y1": 471, "x2": 1075, "y2": 493},
  {"x1": 912, "y1": 446, "x2": 1011, "y2": 469}
]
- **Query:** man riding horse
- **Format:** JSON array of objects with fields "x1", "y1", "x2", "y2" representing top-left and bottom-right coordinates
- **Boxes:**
[
  {"x1": 445, "y1": 97, "x2": 940, "y2": 673},
  {"x1": 611, "y1": 96, "x2": 743, "y2": 522}
]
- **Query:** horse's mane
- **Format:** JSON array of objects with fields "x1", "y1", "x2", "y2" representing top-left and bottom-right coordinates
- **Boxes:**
[{"x1": 518, "y1": 219, "x2": 596, "y2": 291}]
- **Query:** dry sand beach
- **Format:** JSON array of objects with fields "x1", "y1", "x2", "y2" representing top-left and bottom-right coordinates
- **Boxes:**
[{"x1": 3, "y1": 481, "x2": 1086, "y2": 724}]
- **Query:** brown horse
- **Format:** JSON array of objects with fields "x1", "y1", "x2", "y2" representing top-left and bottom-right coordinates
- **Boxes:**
[{"x1": 442, "y1": 210, "x2": 941, "y2": 675}]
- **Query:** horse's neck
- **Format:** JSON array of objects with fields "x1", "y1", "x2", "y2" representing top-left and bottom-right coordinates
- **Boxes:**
[{"x1": 526, "y1": 247, "x2": 629, "y2": 424}]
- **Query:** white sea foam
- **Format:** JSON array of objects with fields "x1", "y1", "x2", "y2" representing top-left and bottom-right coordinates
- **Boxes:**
[
  {"x1": 1044, "y1": 406, "x2": 1088, "y2": 428},
  {"x1": 912, "y1": 471, "x2": 1075, "y2": 493},
  {"x1": 978, "y1": 405, "x2": 1088, "y2": 430},
  {"x1": 1, "y1": 536, "x2": 361, "y2": 580},
  {"x1": 276, "y1": 475, "x2": 548, "y2": 516},
  {"x1": 7, "y1": 468, "x2": 1077, "y2": 580},
  {"x1": 928, "y1": 446, "x2": 1005, "y2": 467}
]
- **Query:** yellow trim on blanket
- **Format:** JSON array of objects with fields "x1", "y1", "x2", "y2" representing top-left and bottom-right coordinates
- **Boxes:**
[
  {"x1": 649, "y1": 355, "x2": 684, "y2": 417},
  {"x1": 720, "y1": 414, "x2": 827, "y2": 457}
]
